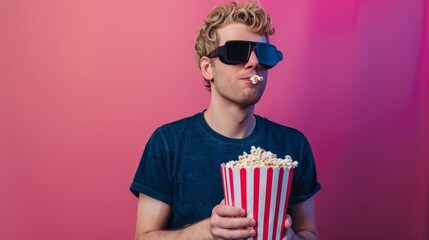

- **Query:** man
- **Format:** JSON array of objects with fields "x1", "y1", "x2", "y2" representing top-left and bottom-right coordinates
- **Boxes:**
[{"x1": 130, "y1": 1, "x2": 320, "y2": 239}]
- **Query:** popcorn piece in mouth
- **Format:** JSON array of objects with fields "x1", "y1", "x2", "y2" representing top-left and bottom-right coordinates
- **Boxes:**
[
  {"x1": 223, "y1": 146, "x2": 298, "y2": 169},
  {"x1": 250, "y1": 75, "x2": 264, "y2": 84}
]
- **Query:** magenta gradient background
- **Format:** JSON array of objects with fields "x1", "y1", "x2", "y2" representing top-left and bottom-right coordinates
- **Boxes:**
[{"x1": 1, "y1": 0, "x2": 428, "y2": 239}]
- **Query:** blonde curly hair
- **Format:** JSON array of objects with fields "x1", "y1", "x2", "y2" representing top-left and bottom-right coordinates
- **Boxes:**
[{"x1": 195, "y1": 0, "x2": 275, "y2": 90}]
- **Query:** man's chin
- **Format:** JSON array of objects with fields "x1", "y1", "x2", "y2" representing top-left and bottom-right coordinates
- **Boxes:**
[{"x1": 237, "y1": 96, "x2": 262, "y2": 108}]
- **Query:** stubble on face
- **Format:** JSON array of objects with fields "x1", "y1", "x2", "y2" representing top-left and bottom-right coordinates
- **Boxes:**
[{"x1": 211, "y1": 65, "x2": 267, "y2": 108}]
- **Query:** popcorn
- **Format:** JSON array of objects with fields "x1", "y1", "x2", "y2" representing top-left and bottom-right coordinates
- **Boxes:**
[
  {"x1": 250, "y1": 74, "x2": 264, "y2": 84},
  {"x1": 220, "y1": 146, "x2": 297, "y2": 240},
  {"x1": 223, "y1": 146, "x2": 298, "y2": 169}
]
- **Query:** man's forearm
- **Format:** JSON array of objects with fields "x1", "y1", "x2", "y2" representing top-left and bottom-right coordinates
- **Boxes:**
[{"x1": 136, "y1": 218, "x2": 212, "y2": 240}]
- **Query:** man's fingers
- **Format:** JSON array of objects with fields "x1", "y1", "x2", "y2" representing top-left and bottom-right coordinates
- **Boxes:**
[
  {"x1": 209, "y1": 202, "x2": 257, "y2": 239},
  {"x1": 284, "y1": 214, "x2": 292, "y2": 228},
  {"x1": 211, "y1": 215, "x2": 256, "y2": 229},
  {"x1": 213, "y1": 204, "x2": 246, "y2": 217},
  {"x1": 282, "y1": 214, "x2": 293, "y2": 240}
]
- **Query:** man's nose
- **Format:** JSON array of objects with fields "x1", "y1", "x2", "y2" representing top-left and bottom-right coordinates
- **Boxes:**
[{"x1": 245, "y1": 49, "x2": 260, "y2": 69}]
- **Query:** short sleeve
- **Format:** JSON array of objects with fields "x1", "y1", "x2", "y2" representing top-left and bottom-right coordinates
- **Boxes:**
[
  {"x1": 290, "y1": 136, "x2": 321, "y2": 205},
  {"x1": 130, "y1": 129, "x2": 173, "y2": 206}
]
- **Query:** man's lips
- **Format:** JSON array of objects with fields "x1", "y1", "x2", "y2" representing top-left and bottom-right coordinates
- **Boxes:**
[
  {"x1": 240, "y1": 77, "x2": 255, "y2": 84},
  {"x1": 240, "y1": 74, "x2": 264, "y2": 84},
  {"x1": 240, "y1": 75, "x2": 257, "y2": 80}
]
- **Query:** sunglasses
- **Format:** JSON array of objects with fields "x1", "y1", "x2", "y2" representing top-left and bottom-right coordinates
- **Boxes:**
[{"x1": 206, "y1": 40, "x2": 283, "y2": 69}]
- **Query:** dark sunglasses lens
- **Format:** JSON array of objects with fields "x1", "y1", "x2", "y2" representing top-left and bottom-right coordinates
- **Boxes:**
[
  {"x1": 225, "y1": 42, "x2": 250, "y2": 64},
  {"x1": 257, "y1": 44, "x2": 278, "y2": 67}
]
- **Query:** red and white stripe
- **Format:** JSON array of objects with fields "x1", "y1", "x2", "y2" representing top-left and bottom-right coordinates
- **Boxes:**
[{"x1": 220, "y1": 165, "x2": 294, "y2": 240}]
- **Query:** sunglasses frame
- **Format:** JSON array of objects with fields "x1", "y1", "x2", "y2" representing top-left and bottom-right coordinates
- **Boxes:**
[{"x1": 206, "y1": 40, "x2": 283, "y2": 69}]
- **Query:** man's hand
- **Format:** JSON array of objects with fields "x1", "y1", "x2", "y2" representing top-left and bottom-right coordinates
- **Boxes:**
[
  {"x1": 209, "y1": 200, "x2": 256, "y2": 240},
  {"x1": 282, "y1": 214, "x2": 294, "y2": 240}
]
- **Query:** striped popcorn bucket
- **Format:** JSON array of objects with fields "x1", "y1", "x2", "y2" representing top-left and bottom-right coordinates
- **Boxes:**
[{"x1": 220, "y1": 165, "x2": 294, "y2": 240}]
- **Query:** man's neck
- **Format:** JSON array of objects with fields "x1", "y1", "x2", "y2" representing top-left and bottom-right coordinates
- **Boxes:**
[{"x1": 204, "y1": 104, "x2": 256, "y2": 139}]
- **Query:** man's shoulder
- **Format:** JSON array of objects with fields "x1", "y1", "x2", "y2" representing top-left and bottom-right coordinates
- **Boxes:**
[
  {"x1": 162, "y1": 112, "x2": 201, "y2": 126},
  {"x1": 154, "y1": 112, "x2": 203, "y2": 135}
]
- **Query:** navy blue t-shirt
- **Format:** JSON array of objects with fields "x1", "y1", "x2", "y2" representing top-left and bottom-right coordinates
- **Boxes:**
[{"x1": 130, "y1": 112, "x2": 320, "y2": 229}]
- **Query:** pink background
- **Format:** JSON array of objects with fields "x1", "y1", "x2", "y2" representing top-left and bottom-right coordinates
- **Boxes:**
[{"x1": 1, "y1": 0, "x2": 428, "y2": 239}]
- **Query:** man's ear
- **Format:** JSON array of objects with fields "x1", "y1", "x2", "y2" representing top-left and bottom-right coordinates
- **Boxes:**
[{"x1": 200, "y1": 56, "x2": 214, "y2": 81}]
